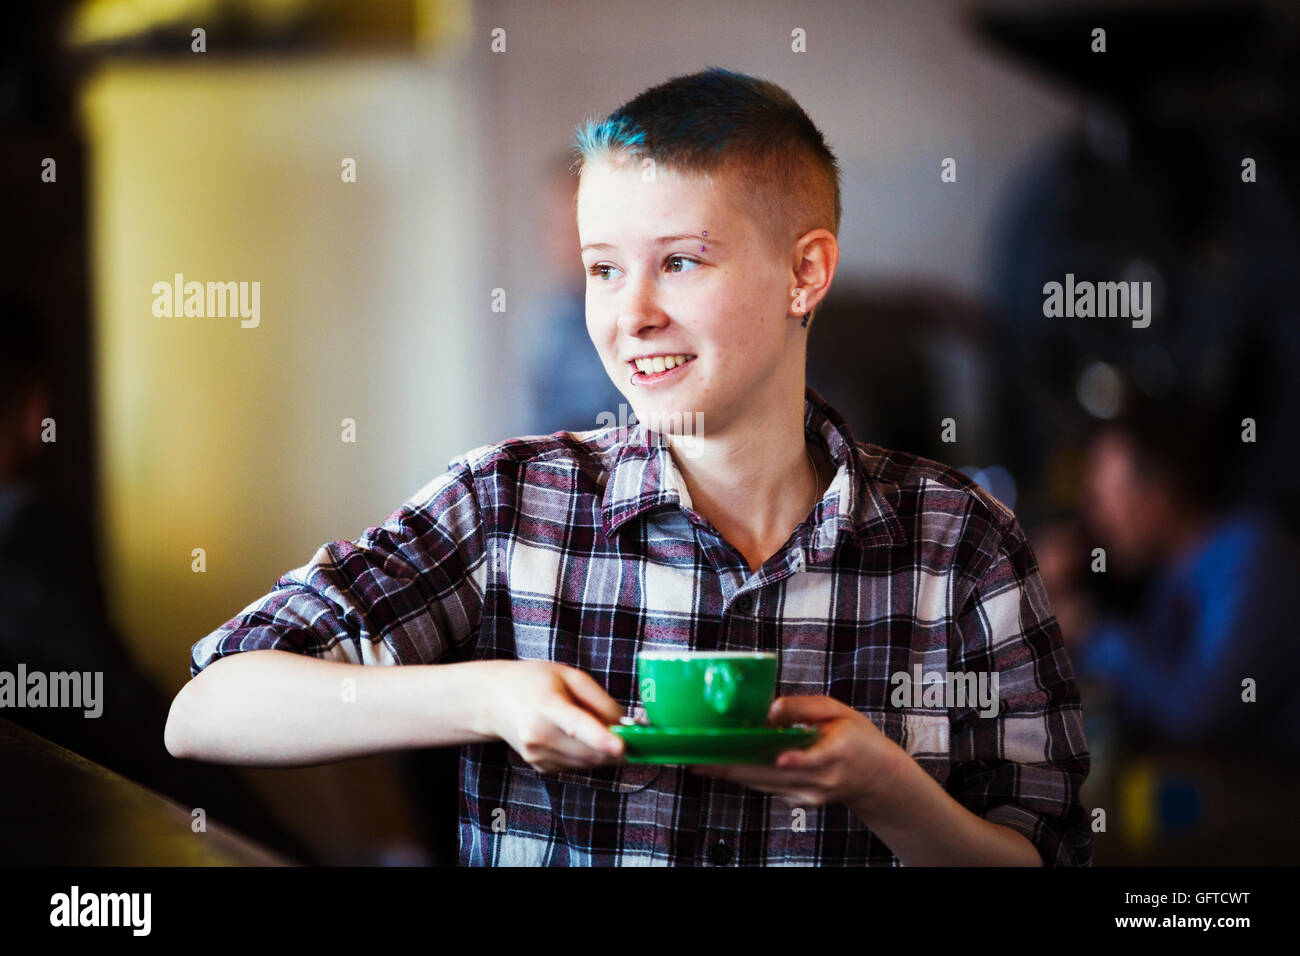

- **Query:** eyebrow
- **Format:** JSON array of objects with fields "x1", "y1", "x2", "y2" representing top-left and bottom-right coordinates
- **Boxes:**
[{"x1": 580, "y1": 233, "x2": 718, "y2": 254}]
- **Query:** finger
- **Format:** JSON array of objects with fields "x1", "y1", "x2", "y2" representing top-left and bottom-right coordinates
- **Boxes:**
[
  {"x1": 543, "y1": 702, "x2": 625, "y2": 757},
  {"x1": 560, "y1": 667, "x2": 628, "y2": 724},
  {"x1": 773, "y1": 745, "x2": 826, "y2": 770},
  {"x1": 772, "y1": 728, "x2": 836, "y2": 770},
  {"x1": 528, "y1": 752, "x2": 589, "y2": 775},
  {"x1": 521, "y1": 731, "x2": 621, "y2": 771},
  {"x1": 769, "y1": 695, "x2": 847, "y2": 725}
]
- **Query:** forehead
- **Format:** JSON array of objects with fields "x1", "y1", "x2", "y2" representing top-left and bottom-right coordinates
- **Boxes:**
[{"x1": 576, "y1": 158, "x2": 741, "y2": 242}]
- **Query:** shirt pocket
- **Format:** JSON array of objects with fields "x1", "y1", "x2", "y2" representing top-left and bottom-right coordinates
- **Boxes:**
[
  {"x1": 505, "y1": 747, "x2": 664, "y2": 792},
  {"x1": 891, "y1": 709, "x2": 951, "y2": 787},
  {"x1": 863, "y1": 709, "x2": 906, "y2": 747}
]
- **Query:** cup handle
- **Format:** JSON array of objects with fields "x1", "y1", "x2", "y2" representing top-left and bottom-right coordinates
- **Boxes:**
[{"x1": 703, "y1": 663, "x2": 739, "y2": 714}]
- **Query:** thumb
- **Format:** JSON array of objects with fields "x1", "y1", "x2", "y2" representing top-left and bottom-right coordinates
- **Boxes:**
[
  {"x1": 560, "y1": 666, "x2": 626, "y2": 724},
  {"x1": 769, "y1": 694, "x2": 846, "y2": 725}
]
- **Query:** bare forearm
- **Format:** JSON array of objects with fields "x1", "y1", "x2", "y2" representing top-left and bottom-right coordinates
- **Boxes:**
[
  {"x1": 849, "y1": 753, "x2": 1043, "y2": 866},
  {"x1": 165, "y1": 650, "x2": 501, "y2": 767}
]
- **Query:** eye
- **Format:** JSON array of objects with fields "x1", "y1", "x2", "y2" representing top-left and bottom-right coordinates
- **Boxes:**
[
  {"x1": 587, "y1": 263, "x2": 623, "y2": 281},
  {"x1": 666, "y1": 255, "x2": 700, "y2": 274}
]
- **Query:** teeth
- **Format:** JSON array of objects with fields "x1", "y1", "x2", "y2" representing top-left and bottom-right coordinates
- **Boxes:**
[{"x1": 634, "y1": 355, "x2": 692, "y2": 374}]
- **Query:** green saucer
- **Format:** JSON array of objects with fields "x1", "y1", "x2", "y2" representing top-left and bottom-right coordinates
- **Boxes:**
[{"x1": 608, "y1": 724, "x2": 819, "y2": 764}]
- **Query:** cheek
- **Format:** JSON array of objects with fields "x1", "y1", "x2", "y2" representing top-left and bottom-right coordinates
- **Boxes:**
[
  {"x1": 1130, "y1": 490, "x2": 1166, "y2": 535},
  {"x1": 584, "y1": 305, "x2": 614, "y2": 351},
  {"x1": 1087, "y1": 473, "x2": 1126, "y2": 535},
  {"x1": 701, "y1": 287, "x2": 782, "y2": 354},
  {"x1": 1110, "y1": 491, "x2": 1143, "y2": 532},
  {"x1": 1092, "y1": 496, "x2": 1123, "y2": 538}
]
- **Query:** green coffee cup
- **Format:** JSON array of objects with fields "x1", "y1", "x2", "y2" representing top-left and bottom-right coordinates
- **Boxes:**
[{"x1": 636, "y1": 651, "x2": 778, "y2": 728}]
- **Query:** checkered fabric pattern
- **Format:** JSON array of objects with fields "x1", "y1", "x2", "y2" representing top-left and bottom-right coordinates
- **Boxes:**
[{"x1": 190, "y1": 387, "x2": 1092, "y2": 866}]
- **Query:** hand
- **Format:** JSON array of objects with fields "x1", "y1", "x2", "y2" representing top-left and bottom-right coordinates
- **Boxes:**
[
  {"x1": 689, "y1": 696, "x2": 907, "y2": 810},
  {"x1": 482, "y1": 660, "x2": 627, "y2": 774}
]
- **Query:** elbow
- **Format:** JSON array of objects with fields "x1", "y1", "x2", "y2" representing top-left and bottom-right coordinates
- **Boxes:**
[{"x1": 164, "y1": 682, "x2": 196, "y2": 759}]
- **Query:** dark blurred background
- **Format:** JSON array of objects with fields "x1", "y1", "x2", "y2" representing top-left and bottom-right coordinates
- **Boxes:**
[{"x1": 3, "y1": 0, "x2": 1298, "y2": 865}]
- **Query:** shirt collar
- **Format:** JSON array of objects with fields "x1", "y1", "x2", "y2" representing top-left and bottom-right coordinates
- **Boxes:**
[{"x1": 599, "y1": 386, "x2": 905, "y2": 554}]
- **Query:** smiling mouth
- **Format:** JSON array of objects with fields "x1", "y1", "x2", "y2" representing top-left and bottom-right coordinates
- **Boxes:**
[{"x1": 629, "y1": 354, "x2": 696, "y2": 384}]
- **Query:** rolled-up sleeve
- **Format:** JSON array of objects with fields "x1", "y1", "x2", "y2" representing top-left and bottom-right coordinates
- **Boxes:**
[
  {"x1": 189, "y1": 458, "x2": 487, "y2": 677},
  {"x1": 945, "y1": 515, "x2": 1093, "y2": 867}
]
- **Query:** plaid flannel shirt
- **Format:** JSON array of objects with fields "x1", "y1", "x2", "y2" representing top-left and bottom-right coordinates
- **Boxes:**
[{"x1": 190, "y1": 387, "x2": 1092, "y2": 866}]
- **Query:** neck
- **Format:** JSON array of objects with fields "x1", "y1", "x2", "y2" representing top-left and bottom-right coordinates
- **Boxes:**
[{"x1": 664, "y1": 378, "x2": 820, "y2": 574}]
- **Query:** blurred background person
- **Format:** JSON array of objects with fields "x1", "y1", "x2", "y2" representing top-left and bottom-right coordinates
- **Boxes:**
[
  {"x1": 1040, "y1": 393, "x2": 1300, "y2": 760},
  {"x1": 1035, "y1": 391, "x2": 1300, "y2": 863},
  {"x1": 517, "y1": 152, "x2": 627, "y2": 435}
]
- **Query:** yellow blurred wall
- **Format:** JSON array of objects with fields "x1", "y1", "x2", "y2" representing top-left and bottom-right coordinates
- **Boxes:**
[{"x1": 81, "y1": 56, "x2": 488, "y2": 692}]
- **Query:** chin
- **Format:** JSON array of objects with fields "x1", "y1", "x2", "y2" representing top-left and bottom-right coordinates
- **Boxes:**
[{"x1": 636, "y1": 403, "x2": 705, "y2": 441}]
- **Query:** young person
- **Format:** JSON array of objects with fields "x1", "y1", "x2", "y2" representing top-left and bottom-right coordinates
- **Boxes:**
[{"x1": 168, "y1": 68, "x2": 1091, "y2": 866}]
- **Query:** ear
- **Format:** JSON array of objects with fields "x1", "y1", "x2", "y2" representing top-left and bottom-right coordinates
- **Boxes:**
[{"x1": 788, "y1": 231, "x2": 836, "y2": 330}]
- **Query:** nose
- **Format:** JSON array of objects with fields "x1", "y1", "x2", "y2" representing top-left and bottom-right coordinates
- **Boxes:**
[{"x1": 616, "y1": 271, "x2": 670, "y2": 339}]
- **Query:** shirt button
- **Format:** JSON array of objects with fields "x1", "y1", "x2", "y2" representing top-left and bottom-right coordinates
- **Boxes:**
[
  {"x1": 733, "y1": 595, "x2": 751, "y2": 613},
  {"x1": 709, "y1": 839, "x2": 732, "y2": 866}
]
